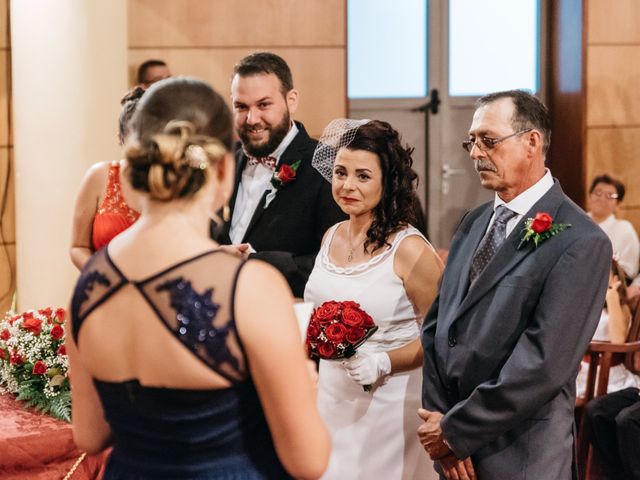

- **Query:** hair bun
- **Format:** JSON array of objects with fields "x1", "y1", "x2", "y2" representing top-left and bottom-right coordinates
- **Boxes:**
[{"x1": 126, "y1": 120, "x2": 227, "y2": 201}]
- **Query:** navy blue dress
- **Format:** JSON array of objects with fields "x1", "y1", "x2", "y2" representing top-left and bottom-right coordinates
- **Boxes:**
[{"x1": 71, "y1": 248, "x2": 292, "y2": 479}]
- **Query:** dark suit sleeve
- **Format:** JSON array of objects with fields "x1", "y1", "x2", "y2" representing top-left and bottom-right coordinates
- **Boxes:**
[
  {"x1": 441, "y1": 232, "x2": 612, "y2": 459},
  {"x1": 250, "y1": 179, "x2": 345, "y2": 298},
  {"x1": 421, "y1": 294, "x2": 451, "y2": 413}
]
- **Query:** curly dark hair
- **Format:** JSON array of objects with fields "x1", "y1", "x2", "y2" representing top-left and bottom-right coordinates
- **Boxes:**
[{"x1": 345, "y1": 120, "x2": 419, "y2": 253}]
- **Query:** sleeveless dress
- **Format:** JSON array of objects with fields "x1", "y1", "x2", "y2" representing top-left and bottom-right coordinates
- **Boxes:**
[
  {"x1": 92, "y1": 161, "x2": 140, "y2": 251},
  {"x1": 304, "y1": 224, "x2": 437, "y2": 480},
  {"x1": 70, "y1": 248, "x2": 292, "y2": 480}
]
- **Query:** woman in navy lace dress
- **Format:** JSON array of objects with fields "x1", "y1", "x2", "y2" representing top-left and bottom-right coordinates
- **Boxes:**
[{"x1": 67, "y1": 77, "x2": 330, "y2": 479}]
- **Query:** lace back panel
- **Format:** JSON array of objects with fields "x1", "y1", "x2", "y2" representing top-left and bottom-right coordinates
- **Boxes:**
[
  {"x1": 96, "y1": 161, "x2": 140, "y2": 222},
  {"x1": 71, "y1": 249, "x2": 248, "y2": 383}
]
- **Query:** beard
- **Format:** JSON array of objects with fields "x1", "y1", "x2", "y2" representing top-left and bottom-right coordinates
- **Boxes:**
[{"x1": 239, "y1": 110, "x2": 291, "y2": 158}]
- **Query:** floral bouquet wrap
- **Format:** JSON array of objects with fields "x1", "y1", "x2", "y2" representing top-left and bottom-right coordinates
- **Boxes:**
[
  {"x1": 306, "y1": 300, "x2": 377, "y2": 360},
  {"x1": 0, "y1": 307, "x2": 70, "y2": 421}
]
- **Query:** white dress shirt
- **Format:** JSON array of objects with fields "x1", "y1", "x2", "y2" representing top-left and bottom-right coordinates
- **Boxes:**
[
  {"x1": 488, "y1": 169, "x2": 555, "y2": 237},
  {"x1": 593, "y1": 213, "x2": 640, "y2": 278},
  {"x1": 230, "y1": 122, "x2": 299, "y2": 244}
]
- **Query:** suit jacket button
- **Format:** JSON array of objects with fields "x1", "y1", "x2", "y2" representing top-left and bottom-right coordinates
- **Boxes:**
[{"x1": 448, "y1": 336, "x2": 457, "y2": 347}]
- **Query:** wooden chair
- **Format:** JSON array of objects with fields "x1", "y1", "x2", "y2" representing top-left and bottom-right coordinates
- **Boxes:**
[{"x1": 576, "y1": 297, "x2": 640, "y2": 480}]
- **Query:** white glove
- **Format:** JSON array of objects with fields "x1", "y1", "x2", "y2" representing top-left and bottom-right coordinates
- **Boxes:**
[{"x1": 342, "y1": 351, "x2": 391, "y2": 386}]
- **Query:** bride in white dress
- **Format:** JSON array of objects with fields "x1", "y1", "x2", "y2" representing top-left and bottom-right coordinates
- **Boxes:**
[{"x1": 304, "y1": 119, "x2": 443, "y2": 480}]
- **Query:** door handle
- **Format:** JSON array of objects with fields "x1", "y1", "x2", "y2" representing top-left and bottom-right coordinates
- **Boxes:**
[
  {"x1": 441, "y1": 164, "x2": 466, "y2": 195},
  {"x1": 441, "y1": 164, "x2": 466, "y2": 180},
  {"x1": 411, "y1": 89, "x2": 440, "y2": 115}
]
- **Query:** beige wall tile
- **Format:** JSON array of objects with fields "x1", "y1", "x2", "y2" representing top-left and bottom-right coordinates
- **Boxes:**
[
  {"x1": 129, "y1": 0, "x2": 345, "y2": 48},
  {"x1": 0, "y1": 50, "x2": 8, "y2": 146},
  {"x1": 585, "y1": 128, "x2": 640, "y2": 210},
  {"x1": 0, "y1": 147, "x2": 13, "y2": 243},
  {"x1": 0, "y1": 0, "x2": 7, "y2": 49},
  {"x1": 0, "y1": 243, "x2": 15, "y2": 312},
  {"x1": 129, "y1": 48, "x2": 346, "y2": 138},
  {"x1": 586, "y1": 46, "x2": 640, "y2": 127},
  {"x1": 588, "y1": 0, "x2": 640, "y2": 44}
]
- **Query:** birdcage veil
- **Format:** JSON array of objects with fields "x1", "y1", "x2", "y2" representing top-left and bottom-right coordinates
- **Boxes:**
[{"x1": 311, "y1": 118, "x2": 370, "y2": 182}]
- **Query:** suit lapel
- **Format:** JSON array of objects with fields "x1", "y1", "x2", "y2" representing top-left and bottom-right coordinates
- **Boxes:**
[
  {"x1": 241, "y1": 123, "x2": 310, "y2": 242},
  {"x1": 453, "y1": 182, "x2": 565, "y2": 322},
  {"x1": 451, "y1": 205, "x2": 493, "y2": 311}
]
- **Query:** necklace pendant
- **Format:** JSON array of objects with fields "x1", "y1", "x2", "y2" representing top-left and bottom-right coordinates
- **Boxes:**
[{"x1": 347, "y1": 249, "x2": 353, "y2": 262}]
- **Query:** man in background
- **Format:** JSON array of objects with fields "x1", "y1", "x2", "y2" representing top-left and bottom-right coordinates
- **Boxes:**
[{"x1": 137, "y1": 59, "x2": 171, "y2": 89}]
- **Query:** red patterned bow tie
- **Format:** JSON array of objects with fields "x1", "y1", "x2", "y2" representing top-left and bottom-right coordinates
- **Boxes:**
[{"x1": 247, "y1": 156, "x2": 277, "y2": 170}]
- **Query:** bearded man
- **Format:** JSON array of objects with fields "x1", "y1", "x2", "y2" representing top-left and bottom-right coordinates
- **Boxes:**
[{"x1": 214, "y1": 52, "x2": 344, "y2": 297}]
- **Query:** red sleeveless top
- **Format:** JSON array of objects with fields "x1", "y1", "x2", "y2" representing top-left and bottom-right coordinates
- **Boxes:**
[{"x1": 91, "y1": 161, "x2": 140, "y2": 251}]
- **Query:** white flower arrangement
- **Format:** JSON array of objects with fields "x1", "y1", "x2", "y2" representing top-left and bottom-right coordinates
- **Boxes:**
[{"x1": 0, "y1": 307, "x2": 71, "y2": 421}]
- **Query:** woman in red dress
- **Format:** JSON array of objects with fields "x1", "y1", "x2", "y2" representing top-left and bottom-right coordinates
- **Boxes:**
[{"x1": 69, "y1": 87, "x2": 144, "y2": 269}]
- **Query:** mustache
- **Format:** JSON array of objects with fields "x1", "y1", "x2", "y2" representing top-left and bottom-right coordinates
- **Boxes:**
[
  {"x1": 474, "y1": 159, "x2": 497, "y2": 173},
  {"x1": 242, "y1": 124, "x2": 268, "y2": 132}
]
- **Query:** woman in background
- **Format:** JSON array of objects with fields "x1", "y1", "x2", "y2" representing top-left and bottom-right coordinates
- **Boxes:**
[
  {"x1": 305, "y1": 119, "x2": 442, "y2": 479},
  {"x1": 577, "y1": 259, "x2": 639, "y2": 398},
  {"x1": 68, "y1": 77, "x2": 329, "y2": 479},
  {"x1": 69, "y1": 87, "x2": 144, "y2": 269}
]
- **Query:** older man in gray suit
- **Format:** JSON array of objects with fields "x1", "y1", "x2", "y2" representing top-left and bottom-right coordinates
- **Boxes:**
[{"x1": 418, "y1": 90, "x2": 611, "y2": 479}]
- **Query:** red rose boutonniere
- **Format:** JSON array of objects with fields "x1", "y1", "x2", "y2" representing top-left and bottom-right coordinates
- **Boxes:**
[
  {"x1": 518, "y1": 211, "x2": 571, "y2": 249},
  {"x1": 264, "y1": 160, "x2": 301, "y2": 208}
]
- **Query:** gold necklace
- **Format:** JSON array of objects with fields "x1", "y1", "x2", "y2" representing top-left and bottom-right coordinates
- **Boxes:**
[{"x1": 346, "y1": 224, "x2": 366, "y2": 263}]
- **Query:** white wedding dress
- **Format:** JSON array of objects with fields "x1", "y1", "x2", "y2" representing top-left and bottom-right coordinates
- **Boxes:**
[{"x1": 304, "y1": 223, "x2": 437, "y2": 480}]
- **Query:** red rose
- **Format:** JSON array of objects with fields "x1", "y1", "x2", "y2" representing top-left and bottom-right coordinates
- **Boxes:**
[
  {"x1": 54, "y1": 308, "x2": 66, "y2": 324},
  {"x1": 306, "y1": 321, "x2": 321, "y2": 341},
  {"x1": 363, "y1": 313, "x2": 374, "y2": 328},
  {"x1": 9, "y1": 315, "x2": 20, "y2": 325},
  {"x1": 314, "y1": 302, "x2": 340, "y2": 323},
  {"x1": 277, "y1": 164, "x2": 296, "y2": 184},
  {"x1": 22, "y1": 317, "x2": 43, "y2": 335},
  {"x1": 342, "y1": 301, "x2": 360, "y2": 309},
  {"x1": 39, "y1": 307, "x2": 52, "y2": 318},
  {"x1": 50, "y1": 324, "x2": 64, "y2": 341},
  {"x1": 530, "y1": 212, "x2": 553, "y2": 234},
  {"x1": 0, "y1": 329, "x2": 9, "y2": 341},
  {"x1": 317, "y1": 341, "x2": 336, "y2": 359},
  {"x1": 32, "y1": 360, "x2": 47, "y2": 375},
  {"x1": 346, "y1": 326, "x2": 366, "y2": 344},
  {"x1": 57, "y1": 344, "x2": 67, "y2": 356},
  {"x1": 325, "y1": 323, "x2": 347, "y2": 343},
  {"x1": 342, "y1": 307, "x2": 365, "y2": 327},
  {"x1": 22, "y1": 311, "x2": 33, "y2": 319},
  {"x1": 0, "y1": 348, "x2": 7, "y2": 359},
  {"x1": 9, "y1": 350, "x2": 23, "y2": 365}
]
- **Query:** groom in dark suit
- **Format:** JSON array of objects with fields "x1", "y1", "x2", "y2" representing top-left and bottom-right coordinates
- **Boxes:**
[
  {"x1": 214, "y1": 52, "x2": 344, "y2": 297},
  {"x1": 419, "y1": 90, "x2": 612, "y2": 479}
]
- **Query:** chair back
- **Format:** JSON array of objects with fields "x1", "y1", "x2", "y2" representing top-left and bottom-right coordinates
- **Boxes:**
[{"x1": 625, "y1": 296, "x2": 640, "y2": 373}]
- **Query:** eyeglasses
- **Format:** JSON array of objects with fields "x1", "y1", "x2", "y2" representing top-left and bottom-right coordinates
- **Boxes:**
[
  {"x1": 591, "y1": 190, "x2": 620, "y2": 200},
  {"x1": 462, "y1": 129, "x2": 533, "y2": 153}
]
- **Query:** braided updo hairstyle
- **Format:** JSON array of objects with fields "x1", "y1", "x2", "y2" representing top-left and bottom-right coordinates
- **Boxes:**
[
  {"x1": 125, "y1": 77, "x2": 232, "y2": 201},
  {"x1": 345, "y1": 120, "x2": 419, "y2": 253}
]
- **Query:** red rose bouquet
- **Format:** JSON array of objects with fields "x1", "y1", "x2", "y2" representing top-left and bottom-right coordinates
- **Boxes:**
[
  {"x1": 306, "y1": 300, "x2": 377, "y2": 360},
  {"x1": 0, "y1": 307, "x2": 70, "y2": 421}
]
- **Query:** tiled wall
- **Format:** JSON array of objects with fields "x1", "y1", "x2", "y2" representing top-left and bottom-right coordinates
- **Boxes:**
[
  {"x1": 127, "y1": 0, "x2": 347, "y2": 139},
  {"x1": 586, "y1": 0, "x2": 640, "y2": 232}
]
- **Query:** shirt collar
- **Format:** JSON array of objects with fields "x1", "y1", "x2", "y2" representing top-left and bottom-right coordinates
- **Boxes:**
[
  {"x1": 270, "y1": 121, "x2": 299, "y2": 161},
  {"x1": 493, "y1": 169, "x2": 554, "y2": 215}
]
